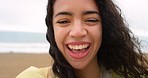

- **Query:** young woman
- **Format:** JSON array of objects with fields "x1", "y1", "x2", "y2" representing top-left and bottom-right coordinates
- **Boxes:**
[
  {"x1": 46, "y1": 0, "x2": 148, "y2": 78},
  {"x1": 16, "y1": 0, "x2": 148, "y2": 78}
]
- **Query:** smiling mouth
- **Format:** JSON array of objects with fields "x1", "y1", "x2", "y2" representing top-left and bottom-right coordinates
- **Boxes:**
[{"x1": 66, "y1": 43, "x2": 90, "y2": 53}]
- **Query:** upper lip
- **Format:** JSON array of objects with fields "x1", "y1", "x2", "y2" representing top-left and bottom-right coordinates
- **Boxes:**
[{"x1": 66, "y1": 41, "x2": 91, "y2": 45}]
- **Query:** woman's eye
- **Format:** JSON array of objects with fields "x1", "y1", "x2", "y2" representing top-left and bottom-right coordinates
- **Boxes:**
[
  {"x1": 85, "y1": 18, "x2": 100, "y2": 25},
  {"x1": 57, "y1": 20, "x2": 70, "y2": 24},
  {"x1": 56, "y1": 19, "x2": 71, "y2": 27},
  {"x1": 85, "y1": 19, "x2": 99, "y2": 22}
]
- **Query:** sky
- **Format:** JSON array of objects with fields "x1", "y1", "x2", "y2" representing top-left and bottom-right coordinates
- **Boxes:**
[
  {"x1": 115, "y1": 0, "x2": 148, "y2": 37},
  {"x1": 0, "y1": 0, "x2": 148, "y2": 37},
  {"x1": 0, "y1": 0, "x2": 48, "y2": 33}
]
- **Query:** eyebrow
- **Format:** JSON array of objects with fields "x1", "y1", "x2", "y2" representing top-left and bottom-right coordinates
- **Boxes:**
[
  {"x1": 54, "y1": 11, "x2": 72, "y2": 17},
  {"x1": 83, "y1": 11, "x2": 100, "y2": 15},
  {"x1": 54, "y1": 11, "x2": 99, "y2": 17}
]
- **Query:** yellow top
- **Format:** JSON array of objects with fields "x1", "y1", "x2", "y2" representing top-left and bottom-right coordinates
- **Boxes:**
[
  {"x1": 16, "y1": 66, "x2": 122, "y2": 78},
  {"x1": 16, "y1": 66, "x2": 57, "y2": 78}
]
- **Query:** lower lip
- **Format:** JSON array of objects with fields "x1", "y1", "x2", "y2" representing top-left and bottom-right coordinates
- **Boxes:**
[{"x1": 68, "y1": 48, "x2": 89, "y2": 59}]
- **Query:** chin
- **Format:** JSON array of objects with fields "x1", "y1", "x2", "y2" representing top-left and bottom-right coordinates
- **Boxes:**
[{"x1": 68, "y1": 60, "x2": 89, "y2": 70}]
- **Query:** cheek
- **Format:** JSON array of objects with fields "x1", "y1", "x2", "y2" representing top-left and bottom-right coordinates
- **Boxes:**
[
  {"x1": 89, "y1": 25, "x2": 102, "y2": 40},
  {"x1": 96, "y1": 26, "x2": 102, "y2": 43},
  {"x1": 54, "y1": 28, "x2": 63, "y2": 47},
  {"x1": 93, "y1": 27, "x2": 102, "y2": 56},
  {"x1": 54, "y1": 26, "x2": 69, "y2": 51},
  {"x1": 96, "y1": 27, "x2": 102, "y2": 41},
  {"x1": 89, "y1": 25, "x2": 102, "y2": 48}
]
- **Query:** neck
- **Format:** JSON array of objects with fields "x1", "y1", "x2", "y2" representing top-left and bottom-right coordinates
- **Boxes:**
[{"x1": 76, "y1": 57, "x2": 101, "y2": 78}]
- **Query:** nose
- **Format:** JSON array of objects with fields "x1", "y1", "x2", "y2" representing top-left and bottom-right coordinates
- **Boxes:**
[{"x1": 69, "y1": 21, "x2": 87, "y2": 38}]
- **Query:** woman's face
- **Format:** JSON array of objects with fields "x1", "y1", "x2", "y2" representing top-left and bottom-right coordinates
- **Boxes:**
[{"x1": 53, "y1": 0, "x2": 102, "y2": 70}]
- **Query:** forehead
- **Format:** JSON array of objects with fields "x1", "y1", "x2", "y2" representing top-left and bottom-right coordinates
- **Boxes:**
[{"x1": 53, "y1": 0, "x2": 98, "y2": 14}]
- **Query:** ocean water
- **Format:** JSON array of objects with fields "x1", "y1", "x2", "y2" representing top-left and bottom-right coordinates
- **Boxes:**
[
  {"x1": 0, "y1": 31, "x2": 147, "y2": 53},
  {"x1": 0, "y1": 31, "x2": 50, "y2": 53},
  {"x1": 0, "y1": 43, "x2": 50, "y2": 53},
  {"x1": 0, "y1": 31, "x2": 47, "y2": 43},
  {"x1": 138, "y1": 36, "x2": 148, "y2": 53}
]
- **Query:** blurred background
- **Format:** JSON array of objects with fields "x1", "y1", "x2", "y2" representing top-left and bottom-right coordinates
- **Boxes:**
[
  {"x1": 0, "y1": 0, "x2": 148, "y2": 53},
  {"x1": 0, "y1": 0, "x2": 148, "y2": 78},
  {"x1": 0, "y1": 0, "x2": 49, "y2": 53}
]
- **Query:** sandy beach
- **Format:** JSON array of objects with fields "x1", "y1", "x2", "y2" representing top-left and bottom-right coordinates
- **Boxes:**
[
  {"x1": 0, "y1": 53, "x2": 53, "y2": 78},
  {"x1": 0, "y1": 53, "x2": 147, "y2": 78}
]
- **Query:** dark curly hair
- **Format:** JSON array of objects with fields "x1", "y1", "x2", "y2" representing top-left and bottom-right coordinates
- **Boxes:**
[{"x1": 45, "y1": 0, "x2": 148, "y2": 78}]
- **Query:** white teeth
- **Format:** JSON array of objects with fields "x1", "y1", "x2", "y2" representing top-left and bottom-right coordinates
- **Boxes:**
[{"x1": 68, "y1": 44, "x2": 89, "y2": 50}]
